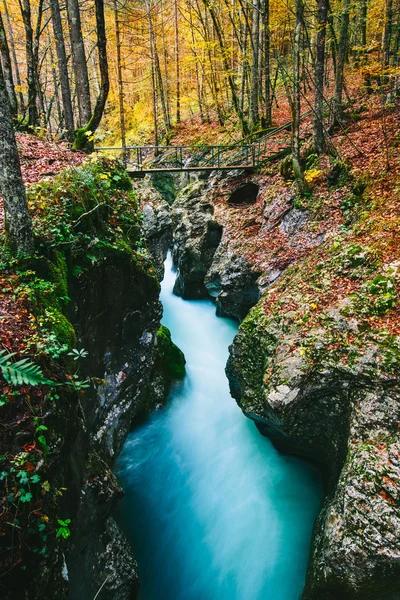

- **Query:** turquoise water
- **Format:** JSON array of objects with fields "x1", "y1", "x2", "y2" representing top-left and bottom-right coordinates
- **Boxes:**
[{"x1": 115, "y1": 253, "x2": 323, "y2": 600}]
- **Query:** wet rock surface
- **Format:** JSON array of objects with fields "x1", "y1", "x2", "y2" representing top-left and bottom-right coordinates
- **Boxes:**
[
  {"x1": 65, "y1": 248, "x2": 164, "y2": 600},
  {"x1": 227, "y1": 301, "x2": 400, "y2": 600},
  {"x1": 172, "y1": 182, "x2": 222, "y2": 298}
]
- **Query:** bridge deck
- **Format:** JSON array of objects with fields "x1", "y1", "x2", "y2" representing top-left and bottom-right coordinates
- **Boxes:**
[{"x1": 94, "y1": 104, "x2": 328, "y2": 176}]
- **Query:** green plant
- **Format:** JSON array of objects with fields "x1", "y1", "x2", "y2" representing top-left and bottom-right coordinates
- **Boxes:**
[
  {"x1": 56, "y1": 518, "x2": 71, "y2": 539},
  {"x1": 68, "y1": 348, "x2": 89, "y2": 361},
  {"x1": 0, "y1": 350, "x2": 53, "y2": 387}
]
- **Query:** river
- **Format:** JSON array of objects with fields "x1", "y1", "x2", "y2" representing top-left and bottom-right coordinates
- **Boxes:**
[{"x1": 115, "y1": 252, "x2": 323, "y2": 600}]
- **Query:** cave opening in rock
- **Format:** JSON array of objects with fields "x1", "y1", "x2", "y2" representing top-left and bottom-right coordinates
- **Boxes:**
[{"x1": 228, "y1": 182, "x2": 260, "y2": 205}]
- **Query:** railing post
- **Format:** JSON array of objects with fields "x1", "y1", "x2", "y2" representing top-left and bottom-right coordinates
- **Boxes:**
[
  {"x1": 217, "y1": 147, "x2": 220, "y2": 168},
  {"x1": 180, "y1": 147, "x2": 183, "y2": 167},
  {"x1": 252, "y1": 145, "x2": 256, "y2": 168}
]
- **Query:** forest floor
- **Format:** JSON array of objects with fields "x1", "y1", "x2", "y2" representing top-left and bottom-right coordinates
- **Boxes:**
[{"x1": 0, "y1": 135, "x2": 85, "y2": 231}]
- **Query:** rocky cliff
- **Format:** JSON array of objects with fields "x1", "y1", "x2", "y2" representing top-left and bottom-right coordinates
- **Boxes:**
[
  {"x1": 163, "y1": 148, "x2": 400, "y2": 599},
  {"x1": 0, "y1": 159, "x2": 183, "y2": 600}
]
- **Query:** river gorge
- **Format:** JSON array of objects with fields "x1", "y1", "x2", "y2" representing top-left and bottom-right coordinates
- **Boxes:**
[{"x1": 115, "y1": 252, "x2": 323, "y2": 600}]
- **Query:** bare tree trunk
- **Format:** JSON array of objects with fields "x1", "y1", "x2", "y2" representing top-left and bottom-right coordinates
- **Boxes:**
[
  {"x1": 313, "y1": 0, "x2": 328, "y2": 153},
  {"x1": 66, "y1": 0, "x2": 92, "y2": 126},
  {"x1": 174, "y1": 0, "x2": 181, "y2": 123},
  {"x1": 50, "y1": 0, "x2": 74, "y2": 139},
  {"x1": 262, "y1": 0, "x2": 272, "y2": 126},
  {"x1": 48, "y1": 32, "x2": 63, "y2": 133},
  {"x1": 292, "y1": 0, "x2": 307, "y2": 194},
  {"x1": 113, "y1": 0, "x2": 126, "y2": 159},
  {"x1": 333, "y1": 0, "x2": 350, "y2": 125},
  {"x1": 19, "y1": 0, "x2": 39, "y2": 126},
  {"x1": 146, "y1": 0, "x2": 170, "y2": 132},
  {"x1": 383, "y1": 0, "x2": 393, "y2": 66},
  {"x1": 73, "y1": 0, "x2": 109, "y2": 151},
  {"x1": 0, "y1": 64, "x2": 34, "y2": 254},
  {"x1": 0, "y1": 10, "x2": 17, "y2": 118},
  {"x1": 249, "y1": 0, "x2": 260, "y2": 130},
  {"x1": 149, "y1": 17, "x2": 159, "y2": 150},
  {"x1": 203, "y1": 0, "x2": 248, "y2": 134},
  {"x1": 2, "y1": 0, "x2": 24, "y2": 112}
]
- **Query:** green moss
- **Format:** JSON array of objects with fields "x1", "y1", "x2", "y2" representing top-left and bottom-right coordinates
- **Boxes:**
[
  {"x1": 48, "y1": 251, "x2": 68, "y2": 299},
  {"x1": 156, "y1": 326, "x2": 186, "y2": 380}
]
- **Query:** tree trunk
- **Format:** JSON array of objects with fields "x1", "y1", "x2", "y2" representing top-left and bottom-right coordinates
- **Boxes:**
[
  {"x1": 2, "y1": 0, "x2": 24, "y2": 112},
  {"x1": 73, "y1": 0, "x2": 109, "y2": 151},
  {"x1": 66, "y1": 0, "x2": 92, "y2": 126},
  {"x1": 292, "y1": 0, "x2": 307, "y2": 194},
  {"x1": 333, "y1": 0, "x2": 350, "y2": 125},
  {"x1": 174, "y1": 0, "x2": 181, "y2": 123},
  {"x1": 262, "y1": 0, "x2": 272, "y2": 127},
  {"x1": 0, "y1": 10, "x2": 17, "y2": 119},
  {"x1": 249, "y1": 0, "x2": 260, "y2": 130},
  {"x1": 203, "y1": 0, "x2": 248, "y2": 134},
  {"x1": 0, "y1": 64, "x2": 34, "y2": 254},
  {"x1": 383, "y1": 0, "x2": 393, "y2": 66},
  {"x1": 113, "y1": 0, "x2": 126, "y2": 159},
  {"x1": 313, "y1": 0, "x2": 328, "y2": 153},
  {"x1": 19, "y1": 0, "x2": 39, "y2": 127},
  {"x1": 148, "y1": 12, "x2": 159, "y2": 150},
  {"x1": 50, "y1": 0, "x2": 74, "y2": 139}
]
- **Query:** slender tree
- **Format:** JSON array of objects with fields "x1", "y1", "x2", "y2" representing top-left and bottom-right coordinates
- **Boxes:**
[
  {"x1": 50, "y1": 0, "x2": 74, "y2": 139},
  {"x1": 0, "y1": 64, "x2": 34, "y2": 253},
  {"x1": 313, "y1": 0, "x2": 329, "y2": 153},
  {"x1": 292, "y1": 0, "x2": 307, "y2": 194},
  {"x1": 66, "y1": 0, "x2": 92, "y2": 126},
  {"x1": 0, "y1": 11, "x2": 18, "y2": 119},
  {"x1": 73, "y1": 0, "x2": 109, "y2": 150},
  {"x1": 2, "y1": 0, "x2": 23, "y2": 112},
  {"x1": 333, "y1": 0, "x2": 350, "y2": 125},
  {"x1": 174, "y1": 0, "x2": 181, "y2": 123},
  {"x1": 249, "y1": 0, "x2": 260, "y2": 130},
  {"x1": 19, "y1": 0, "x2": 40, "y2": 127},
  {"x1": 113, "y1": 0, "x2": 127, "y2": 158}
]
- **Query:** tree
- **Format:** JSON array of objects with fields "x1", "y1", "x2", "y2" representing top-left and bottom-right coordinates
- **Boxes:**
[
  {"x1": 19, "y1": 0, "x2": 40, "y2": 127},
  {"x1": 113, "y1": 0, "x2": 127, "y2": 157},
  {"x1": 73, "y1": 0, "x2": 110, "y2": 151},
  {"x1": 333, "y1": 0, "x2": 350, "y2": 125},
  {"x1": 66, "y1": 0, "x2": 92, "y2": 126},
  {"x1": 0, "y1": 64, "x2": 34, "y2": 254},
  {"x1": 292, "y1": 0, "x2": 307, "y2": 194},
  {"x1": 313, "y1": 0, "x2": 329, "y2": 153},
  {"x1": 0, "y1": 10, "x2": 18, "y2": 119},
  {"x1": 50, "y1": 0, "x2": 74, "y2": 139}
]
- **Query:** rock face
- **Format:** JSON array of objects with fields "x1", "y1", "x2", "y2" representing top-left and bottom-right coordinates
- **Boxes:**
[
  {"x1": 172, "y1": 182, "x2": 223, "y2": 299},
  {"x1": 141, "y1": 199, "x2": 172, "y2": 280},
  {"x1": 170, "y1": 180, "x2": 261, "y2": 319},
  {"x1": 227, "y1": 302, "x2": 400, "y2": 600},
  {"x1": 205, "y1": 244, "x2": 260, "y2": 321},
  {"x1": 62, "y1": 248, "x2": 163, "y2": 599}
]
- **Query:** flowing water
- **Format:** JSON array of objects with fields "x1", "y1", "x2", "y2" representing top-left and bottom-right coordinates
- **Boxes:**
[{"x1": 115, "y1": 253, "x2": 323, "y2": 600}]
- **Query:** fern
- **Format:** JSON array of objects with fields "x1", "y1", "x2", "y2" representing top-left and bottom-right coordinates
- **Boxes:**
[{"x1": 0, "y1": 350, "x2": 54, "y2": 387}]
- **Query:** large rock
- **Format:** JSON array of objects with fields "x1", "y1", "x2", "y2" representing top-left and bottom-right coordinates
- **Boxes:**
[
  {"x1": 172, "y1": 182, "x2": 222, "y2": 298},
  {"x1": 227, "y1": 299, "x2": 400, "y2": 599},
  {"x1": 205, "y1": 243, "x2": 261, "y2": 321},
  {"x1": 141, "y1": 199, "x2": 172, "y2": 281}
]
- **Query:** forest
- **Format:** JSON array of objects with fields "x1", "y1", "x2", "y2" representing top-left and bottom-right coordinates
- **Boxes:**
[{"x1": 0, "y1": 0, "x2": 399, "y2": 599}]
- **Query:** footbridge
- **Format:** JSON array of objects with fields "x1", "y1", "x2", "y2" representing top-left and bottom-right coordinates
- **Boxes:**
[{"x1": 94, "y1": 118, "x2": 299, "y2": 177}]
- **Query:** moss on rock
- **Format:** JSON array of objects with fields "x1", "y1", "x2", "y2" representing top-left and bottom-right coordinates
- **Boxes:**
[{"x1": 156, "y1": 325, "x2": 186, "y2": 381}]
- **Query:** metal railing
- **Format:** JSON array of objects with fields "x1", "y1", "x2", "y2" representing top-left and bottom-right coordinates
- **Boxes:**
[{"x1": 93, "y1": 102, "x2": 326, "y2": 174}]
